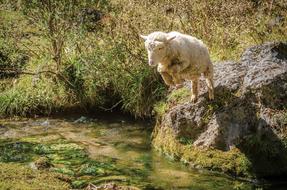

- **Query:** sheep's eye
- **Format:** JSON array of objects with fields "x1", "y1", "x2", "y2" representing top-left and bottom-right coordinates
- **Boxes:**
[{"x1": 158, "y1": 47, "x2": 163, "y2": 50}]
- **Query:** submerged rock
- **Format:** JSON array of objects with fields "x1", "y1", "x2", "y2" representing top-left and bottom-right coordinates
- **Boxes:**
[
  {"x1": 153, "y1": 42, "x2": 287, "y2": 178},
  {"x1": 34, "y1": 157, "x2": 53, "y2": 170},
  {"x1": 74, "y1": 116, "x2": 89, "y2": 123},
  {"x1": 41, "y1": 120, "x2": 50, "y2": 126},
  {"x1": 86, "y1": 182, "x2": 140, "y2": 190}
]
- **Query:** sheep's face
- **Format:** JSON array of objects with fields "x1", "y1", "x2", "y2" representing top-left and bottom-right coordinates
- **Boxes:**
[
  {"x1": 140, "y1": 33, "x2": 176, "y2": 67},
  {"x1": 144, "y1": 41, "x2": 167, "y2": 66}
]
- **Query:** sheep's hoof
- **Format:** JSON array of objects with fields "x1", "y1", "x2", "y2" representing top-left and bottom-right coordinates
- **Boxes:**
[
  {"x1": 191, "y1": 95, "x2": 198, "y2": 103},
  {"x1": 208, "y1": 94, "x2": 214, "y2": 100},
  {"x1": 174, "y1": 84, "x2": 183, "y2": 89},
  {"x1": 168, "y1": 86, "x2": 176, "y2": 92}
]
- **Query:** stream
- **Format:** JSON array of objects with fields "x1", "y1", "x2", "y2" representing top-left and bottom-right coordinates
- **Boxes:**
[{"x1": 0, "y1": 114, "x2": 279, "y2": 189}]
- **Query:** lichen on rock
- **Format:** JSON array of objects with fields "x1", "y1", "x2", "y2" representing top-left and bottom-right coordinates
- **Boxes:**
[{"x1": 153, "y1": 42, "x2": 287, "y2": 178}]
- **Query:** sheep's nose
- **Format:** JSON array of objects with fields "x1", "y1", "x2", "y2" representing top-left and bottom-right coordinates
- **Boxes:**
[{"x1": 149, "y1": 60, "x2": 154, "y2": 66}]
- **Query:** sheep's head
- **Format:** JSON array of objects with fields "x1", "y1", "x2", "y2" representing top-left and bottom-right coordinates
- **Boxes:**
[{"x1": 140, "y1": 32, "x2": 176, "y2": 67}]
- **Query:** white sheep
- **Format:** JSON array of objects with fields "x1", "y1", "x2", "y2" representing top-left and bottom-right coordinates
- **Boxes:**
[{"x1": 140, "y1": 31, "x2": 214, "y2": 102}]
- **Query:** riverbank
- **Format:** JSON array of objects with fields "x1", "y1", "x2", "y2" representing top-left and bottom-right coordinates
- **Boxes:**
[{"x1": 152, "y1": 42, "x2": 287, "y2": 180}]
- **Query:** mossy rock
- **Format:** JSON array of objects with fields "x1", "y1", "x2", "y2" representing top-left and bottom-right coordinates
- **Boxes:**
[
  {"x1": 34, "y1": 157, "x2": 53, "y2": 169},
  {"x1": 152, "y1": 126, "x2": 253, "y2": 178},
  {"x1": 152, "y1": 42, "x2": 287, "y2": 179}
]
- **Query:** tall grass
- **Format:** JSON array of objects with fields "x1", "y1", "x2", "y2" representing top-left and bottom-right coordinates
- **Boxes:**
[
  {"x1": 0, "y1": 74, "x2": 75, "y2": 116},
  {"x1": 108, "y1": 0, "x2": 286, "y2": 60},
  {"x1": 0, "y1": 0, "x2": 286, "y2": 117}
]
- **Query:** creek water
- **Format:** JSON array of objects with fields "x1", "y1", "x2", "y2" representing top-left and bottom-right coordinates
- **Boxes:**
[{"x1": 0, "y1": 114, "x2": 279, "y2": 189}]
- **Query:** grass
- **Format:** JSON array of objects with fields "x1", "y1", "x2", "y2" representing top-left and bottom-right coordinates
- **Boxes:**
[
  {"x1": 0, "y1": 74, "x2": 74, "y2": 116},
  {"x1": 153, "y1": 87, "x2": 190, "y2": 117},
  {"x1": 153, "y1": 101, "x2": 168, "y2": 117},
  {"x1": 0, "y1": 0, "x2": 286, "y2": 118},
  {"x1": 167, "y1": 87, "x2": 191, "y2": 103}
]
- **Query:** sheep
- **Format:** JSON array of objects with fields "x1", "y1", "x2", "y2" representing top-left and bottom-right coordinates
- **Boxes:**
[{"x1": 140, "y1": 31, "x2": 214, "y2": 102}]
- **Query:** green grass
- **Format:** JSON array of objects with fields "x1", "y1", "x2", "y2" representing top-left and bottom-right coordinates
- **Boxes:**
[
  {"x1": 167, "y1": 87, "x2": 191, "y2": 103},
  {"x1": 153, "y1": 101, "x2": 168, "y2": 117},
  {"x1": 0, "y1": 0, "x2": 286, "y2": 117},
  {"x1": 0, "y1": 74, "x2": 74, "y2": 116}
]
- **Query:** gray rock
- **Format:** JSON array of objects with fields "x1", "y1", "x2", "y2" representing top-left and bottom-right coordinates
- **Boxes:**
[
  {"x1": 160, "y1": 42, "x2": 287, "y2": 150},
  {"x1": 41, "y1": 120, "x2": 50, "y2": 126},
  {"x1": 74, "y1": 116, "x2": 88, "y2": 123},
  {"x1": 214, "y1": 61, "x2": 246, "y2": 92}
]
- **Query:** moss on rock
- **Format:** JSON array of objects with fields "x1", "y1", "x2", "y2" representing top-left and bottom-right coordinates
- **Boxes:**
[{"x1": 152, "y1": 125, "x2": 253, "y2": 178}]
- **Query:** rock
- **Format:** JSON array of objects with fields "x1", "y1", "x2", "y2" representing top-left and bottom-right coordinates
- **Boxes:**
[
  {"x1": 80, "y1": 8, "x2": 103, "y2": 24},
  {"x1": 153, "y1": 42, "x2": 287, "y2": 177},
  {"x1": 41, "y1": 120, "x2": 50, "y2": 126},
  {"x1": 34, "y1": 157, "x2": 53, "y2": 170},
  {"x1": 241, "y1": 42, "x2": 287, "y2": 89},
  {"x1": 86, "y1": 182, "x2": 140, "y2": 190},
  {"x1": 79, "y1": 8, "x2": 104, "y2": 32},
  {"x1": 0, "y1": 124, "x2": 7, "y2": 134},
  {"x1": 74, "y1": 116, "x2": 89, "y2": 123}
]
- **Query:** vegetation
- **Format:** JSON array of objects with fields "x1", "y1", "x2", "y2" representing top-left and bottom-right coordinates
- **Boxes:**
[
  {"x1": 153, "y1": 125, "x2": 253, "y2": 178},
  {"x1": 0, "y1": 163, "x2": 70, "y2": 190},
  {"x1": 0, "y1": 138, "x2": 147, "y2": 189},
  {"x1": 0, "y1": 0, "x2": 286, "y2": 118}
]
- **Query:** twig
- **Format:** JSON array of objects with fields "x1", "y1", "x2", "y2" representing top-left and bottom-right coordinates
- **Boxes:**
[
  {"x1": 21, "y1": 43, "x2": 41, "y2": 58},
  {"x1": 99, "y1": 100, "x2": 123, "y2": 111}
]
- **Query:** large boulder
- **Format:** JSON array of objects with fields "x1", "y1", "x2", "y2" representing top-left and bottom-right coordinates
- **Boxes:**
[{"x1": 153, "y1": 42, "x2": 287, "y2": 178}]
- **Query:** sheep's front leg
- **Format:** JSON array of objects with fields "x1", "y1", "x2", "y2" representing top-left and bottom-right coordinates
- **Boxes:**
[
  {"x1": 160, "y1": 72, "x2": 175, "y2": 86},
  {"x1": 190, "y1": 78, "x2": 198, "y2": 103},
  {"x1": 168, "y1": 65, "x2": 184, "y2": 86}
]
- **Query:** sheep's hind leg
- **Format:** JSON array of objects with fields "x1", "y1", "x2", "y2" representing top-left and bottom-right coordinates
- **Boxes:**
[
  {"x1": 190, "y1": 78, "x2": 198, "y2": 103},
  {"x1": 204, "y1": 67, "x2": 214, "y2": 100},
  {"x1": 205, "y1": 77, "x2": 214, "y2": 100}
]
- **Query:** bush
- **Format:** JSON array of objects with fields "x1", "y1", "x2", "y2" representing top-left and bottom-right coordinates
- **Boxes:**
[{"x1": 0, "y1": 10, "x2": 29, "y2": 78}]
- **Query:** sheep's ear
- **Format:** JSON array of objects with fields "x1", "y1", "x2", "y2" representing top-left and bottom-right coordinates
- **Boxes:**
[
  {"x1": 166, "y1": 36, "x2": 176, "y2": 43},
  {"x1": 140, "y1": 34, "x2": 148, "y2": 41}
]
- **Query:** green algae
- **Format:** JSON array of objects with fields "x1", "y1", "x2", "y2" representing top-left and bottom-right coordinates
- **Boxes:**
[
  {"x1": 0, "y1": 118, "x2": 257, "y2": 190},
  {"x1": 0, "y1": 163, "x2": 70, "y2": 190},
  {"x1": 0, "y1": 141, "x2": 35, "y2": 163}
]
